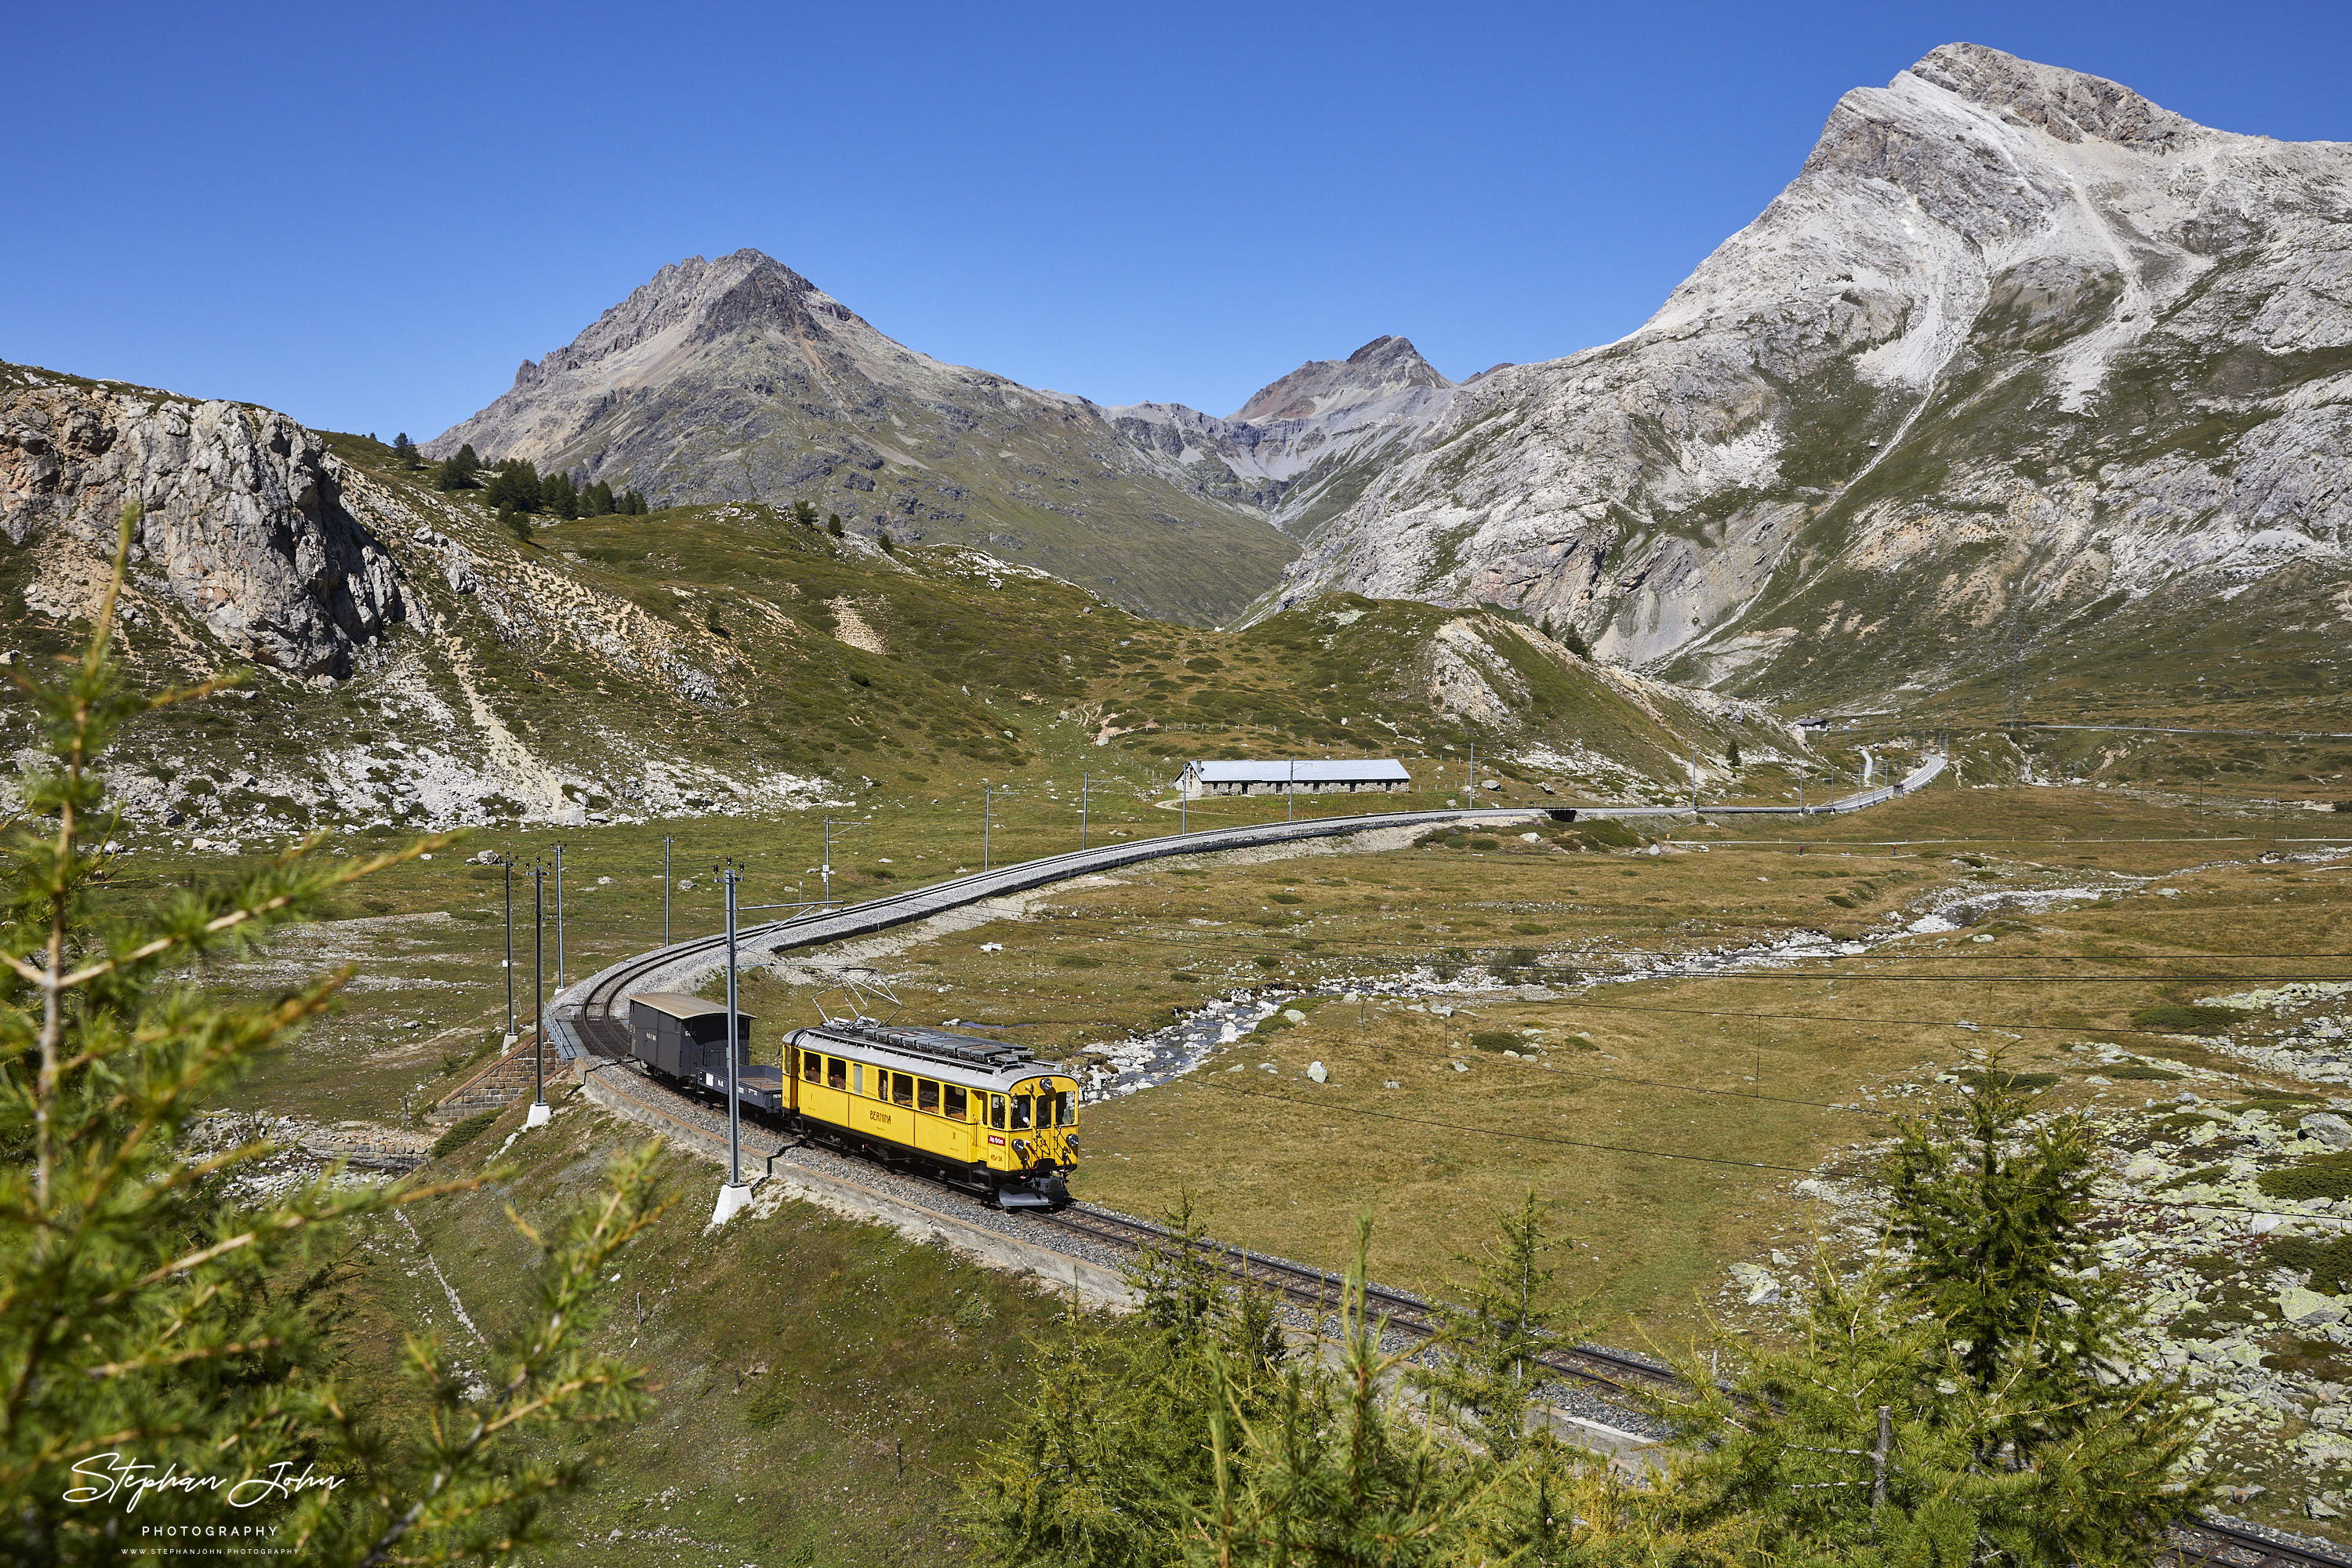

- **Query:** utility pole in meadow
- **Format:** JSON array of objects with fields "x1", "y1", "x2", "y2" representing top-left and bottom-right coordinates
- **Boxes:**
[
  {"x1": 552, "y1": 841, "x2": 567, "y2": 989},
  {"x1": 526, "y1": 857, "x2": 550, "y2": 1128}
]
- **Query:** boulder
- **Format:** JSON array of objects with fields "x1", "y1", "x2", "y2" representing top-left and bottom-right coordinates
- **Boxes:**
[
  {"x1": 1730, "y1": 1263, "x2": 1781, "y2": 1305},
  {"x1": 2281, "y1": 1287, "x2": 2348, "y2": 1327},
  {"x1": 2301, "y1": 1112, "x2": 2352, "y2": 1151}
]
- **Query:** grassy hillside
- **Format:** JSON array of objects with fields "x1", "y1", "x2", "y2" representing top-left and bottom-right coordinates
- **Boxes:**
[{"x1": 0, "y1": 430, "x2": 1806, "y2": 840}]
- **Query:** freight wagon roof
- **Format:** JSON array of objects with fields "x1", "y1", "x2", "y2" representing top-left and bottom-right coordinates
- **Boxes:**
[
  {"x1": 628, "y1": 991, "x2": 737, "y2": 1022},
  {"x1": 1183, "y1": 758, "x2": 1410, "y2": 782}
]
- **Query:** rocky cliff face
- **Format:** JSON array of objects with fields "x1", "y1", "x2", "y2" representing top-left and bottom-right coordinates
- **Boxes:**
[
  {"x1": 1273, "y1": 44, "x2": 2352, "y2": 708},
  {"x1": 426, "y1": 249, "x2": 1298, "y2": 626},
  {"x1": 2, "y1": 367, "x2": 404, "y2": 677}
]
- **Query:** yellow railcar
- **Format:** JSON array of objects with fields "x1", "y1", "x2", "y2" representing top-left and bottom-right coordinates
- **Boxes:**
[{"x1": 783, "y1": 1019, "x2": 1077, "y2": 1209}]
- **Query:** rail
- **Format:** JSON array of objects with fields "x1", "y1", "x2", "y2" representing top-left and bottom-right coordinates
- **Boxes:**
[
  {"x1": 535, "y1": 760, "x2": 2349, "y2": 1566},
  {"x1": 543, "y1": 1054, "x2": 2343, "y2": 1568}
]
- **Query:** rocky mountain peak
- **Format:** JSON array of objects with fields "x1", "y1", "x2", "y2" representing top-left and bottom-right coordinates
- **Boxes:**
[
  {"x1": 423, "y1": 252, "x2": 1298, "y2": 622},
  {"x1": 506, "y1": 249, "x2": 852, "y2": 392},
  {"x1": 1904, "y1": 42, "x2": 2190, "y2": 147},
  {"x1": 1232, "y1": 336, "x2": 1453, "y2": 423},
  {"x1": 1274, "y1": 45, "x2": 2352, "y2": 710}
]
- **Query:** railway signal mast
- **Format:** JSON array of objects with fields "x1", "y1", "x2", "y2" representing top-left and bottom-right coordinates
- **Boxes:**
[{"x1": 699, "y1": 870, "x2": 844, "y2": 1227}]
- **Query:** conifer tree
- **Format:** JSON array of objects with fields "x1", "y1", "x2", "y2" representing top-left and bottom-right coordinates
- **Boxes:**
[
  {"x1": 1727, "y1": 739, "x2": 1742, "y2": 770},
  {"x1": 540, "y1": 470, "x2": 578, "y2": 520},
  {"x1": 1413, "y1": 1188, "x2": 1563, "y2": 1465},
  {"x1": 960, "y1": 1194, "x2": 1283, "y2": 1568},
  {"x1": 967, "y1": 1202, "x2": 1690, "y2": 1567},
  {"x1": 1884, "y1": 1073, "x2": 2201, "y2": 1491},
  {"x1": 1653, "y1": 1074, "x2": 2211, "y2": 1566},
  {"x1": 392, "y1": 433, "x2": 419, "y2": 466},
  {"x1": 586, "y1": 478, "x2": 615, "y2": 516},
  {"x1": 0, "y1": 507, "x2": 662, "y2": 1563},
  {"x1": 482, "y1": 459, "x2": 541, "y2": 514},
  {"x1": 1183, "y1": 1221, "x2": 1500, "y2": 1566}
]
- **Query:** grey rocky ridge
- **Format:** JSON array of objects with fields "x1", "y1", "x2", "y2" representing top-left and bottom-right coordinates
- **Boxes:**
[
  {"x1": 1104, "y1": 333, "x2": 1462, "y2": 539},
  {"x1": 1271, "y1": 44, "x2": 2352, "y2": 713},
  {"x1": 424, "y1": 254, "x2": 1474, "y2": 626},
  {"x1": 423, "y1": 251, "x2": 1302, "y2": 626},
  {"x1": 0, "y1": 364, "x2": 840, "y2": 835}
]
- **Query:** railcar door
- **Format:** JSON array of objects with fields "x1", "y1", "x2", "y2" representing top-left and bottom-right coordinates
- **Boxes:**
[{"x1": 863, "y1": 1067, "x2": 909, "y2": 1149}]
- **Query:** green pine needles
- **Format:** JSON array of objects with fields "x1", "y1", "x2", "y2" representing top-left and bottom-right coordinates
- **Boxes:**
[
  {"x1": 964, "y1": 1088, "x2": 2212, "y2": 1567},
  {"x1": 1654, "y1": 1069, "x2": 2209, "y2": 1566},
  {"x1": 0, "y1": 507, "x2": 668, "y2": 1564}
]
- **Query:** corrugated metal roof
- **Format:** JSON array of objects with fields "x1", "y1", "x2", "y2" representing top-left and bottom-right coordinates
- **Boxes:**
[
  {"x1": 628, "y1": 991, "x2": 733, "y2": 1021},
  {"x1": 1183, "y1": 759, "x2": 1410, "y2": 782}
]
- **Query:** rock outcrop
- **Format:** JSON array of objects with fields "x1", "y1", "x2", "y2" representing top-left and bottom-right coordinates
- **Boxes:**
[
  {"x1": 2, "y1": 368, "x2": 404, "y2": 677},
  {"x1": 1271, "y1": 44, "x2": 2352, "y2": 704}
]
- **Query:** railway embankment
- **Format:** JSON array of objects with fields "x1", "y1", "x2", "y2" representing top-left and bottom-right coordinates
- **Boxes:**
[{"x1": 568, "y1": 1053, "x2": 1139, "y2": 1308}]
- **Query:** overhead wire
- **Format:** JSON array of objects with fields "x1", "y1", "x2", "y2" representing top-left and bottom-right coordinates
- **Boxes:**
[
  {"x1": 1520, "y1": 995, "x2": 2337, "y2": 1044},
  {"x1": 1183, "y1": 1081, "x2": 2352, "y2": 1228},
  {"x1": 1019, "y1": 920, "x2": 2352, "y2": 982}
]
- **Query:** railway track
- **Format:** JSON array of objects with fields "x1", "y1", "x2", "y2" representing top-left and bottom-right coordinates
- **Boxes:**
[
  {"x1": 559, "y1": 760, "x2": 1949, "y2": 1040},
  {"x1": 542, "y1": 789, "x2": 2343, "y2": 1568},
  {"x1": 1030, "y1": 1203, "x2": 1681, "y2": 1392},
  {"x1": 561, "y1": 802, "x2": 1563, "y2": 1039},
  {"x1": 563, "y1": 1011, "x2": 2345, "y2": 1568}
]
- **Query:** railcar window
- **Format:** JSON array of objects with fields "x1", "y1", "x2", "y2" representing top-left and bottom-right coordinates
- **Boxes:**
[
  {"x1": 1010, "y1": 1095, "x2": 1033, "y2": 1131},
  {"x1": 945, "y1": 1084, "x2": 967, "y2": 1120},
  {"x1": 891, "y1": 1073, "x2": 914, "y2": 1108},
  {"x1": 853, "y1": 1063, "x2": 864, "y2": 1096},
  {"x1": 801, "y1": 1050, "x2": 822, "y2": 1083},
  {"x1": 989, "y1": 1094, "x2": 1005, "y2": 1130},
  {"x1": 1056, "y1": 1090, "x2": 1076, "y2": 1127},
  {"x1": 827, "y1": 1057, "x2": 845, "y2": 1091},
  {"x1": 917, "y1": 1079, "x2": 939, "y2": 1113}
]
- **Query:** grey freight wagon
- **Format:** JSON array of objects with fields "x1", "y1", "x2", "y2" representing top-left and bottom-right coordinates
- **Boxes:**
[{"x1": 626, "y1": 992, "x2": 786, "y2": 1112}]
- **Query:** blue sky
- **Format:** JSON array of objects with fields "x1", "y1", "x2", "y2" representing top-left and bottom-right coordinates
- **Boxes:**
[{"x1": 6, "y1": 1, "x2": 2345, "y2": 437}]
